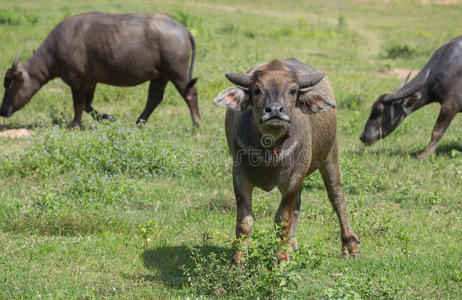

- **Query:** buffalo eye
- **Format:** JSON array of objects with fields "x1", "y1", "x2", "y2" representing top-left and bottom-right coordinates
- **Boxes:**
[
  {"x1": 289, "y1": 88, "x2": 297, "y2": 96},
  {"x1": 253, "y1": 87, "x2": 261, "y2": 96},
  {"x1": 4, "y1": 77, "x2": 11, "y2": 89}
]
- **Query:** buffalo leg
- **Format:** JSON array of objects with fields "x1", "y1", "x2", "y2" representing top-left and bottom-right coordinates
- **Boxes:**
[
  {"x1": 136, "y1": 78, "x2": 168, "y2": 124},
  {"x1": 319, "y1": 144, "x2": 360, "y2": 258},
  {"x1": 231, "y1": 167, "x2": 254, "y2": 265},
  {"x1": 84, "y1": 84, "x2": 114, "y2": 122},
  {"x1": 70, "y1": 86, "x2": 85, "y2": 129},
  {"x1": 171, "y1": 78, "x2": 201, "y2": 127},
  {"x1": 275, "y1": 182, "x2": 302, "y2": 262},
  {"x1": 417, "y1": 104, "x2": 458, "y2": 159},
  {"x1": 287, "y1": 191, "x2": 302, "y2": 252}
]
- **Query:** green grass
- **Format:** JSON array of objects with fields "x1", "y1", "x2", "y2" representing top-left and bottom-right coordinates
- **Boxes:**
[{"x1": 0, "y1": 0, "x2": 462, "y2": 298}]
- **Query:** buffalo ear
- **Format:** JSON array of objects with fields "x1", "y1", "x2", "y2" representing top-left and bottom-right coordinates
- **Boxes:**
[
  {"x1": 296, "y1": 89, "x2": 336, "y2": 114},
  {"x1": 187, "y1": 77, "x2": 198, "y2": 88},
  {"x1": 213, "y1": 87, "x2": 250, "y2": 111},
  {"x1": 403, "y1": 91, "x2": 421, "y2": 107},
  {"x1": 13, "y1": 70, "x2": 24, "y2": 83}
]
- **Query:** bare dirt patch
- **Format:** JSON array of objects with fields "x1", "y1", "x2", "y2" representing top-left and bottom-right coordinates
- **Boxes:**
[
  {"x1": 421, "y1": 0, "x2": 460, "y2": 4},
  {"x1": 0, "y1": 129, "x2": 33, "y2": 138},
  {"x1": 382, "y1": 68, "x2": 419, "y2": 79},
  {"x1": 356, "y1": 0, "x2": 459, "y2": 3}
]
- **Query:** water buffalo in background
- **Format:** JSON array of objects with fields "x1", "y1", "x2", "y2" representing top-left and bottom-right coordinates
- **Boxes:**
[
  {"x1": 1, "y1": 12, "x2": 201, "y2": 128},
  {"x1": 360, "y1": 36, "x2": 462, "y2": 159},
  {"x1": 214, "y1": 59, "x2": 360, "y2": 264}
]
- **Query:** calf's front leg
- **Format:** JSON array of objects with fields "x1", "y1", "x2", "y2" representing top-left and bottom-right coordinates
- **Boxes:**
[
  {"x1": 231, "y1": 167, "x2": 254, "y2": 265},
  {"x1": 274, "y1": 181, "x2": 303, "y2": 263},
  {"x1": 417, "y1": 104, "x2": 458, "y2": 159},
  {"x1": 319, "y1": 147, "x2": 360, "y2": 258}
]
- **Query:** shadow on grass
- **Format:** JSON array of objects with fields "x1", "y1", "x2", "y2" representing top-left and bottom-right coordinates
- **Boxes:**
[
  {"x1": 352, "y1": 140, "x2": 462, "y2": 158},
  {"x1": 434, "y1": 141, "x2": 462, "y2": 156},
  {"x1": 141, "y1": 244, "x2": 232, "y2": 288},
  {"x1": 0, "y1": 122, "x2": 42, "y2": 130}
]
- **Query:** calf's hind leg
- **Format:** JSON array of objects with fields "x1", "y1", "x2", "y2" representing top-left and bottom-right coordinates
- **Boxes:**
[
  {"x1": 70, "y1": 86, "x2": 85, "y2": 129},
  {"x1": 319, "y1": 144, "x2": 360, "y2": 258},
  {"x1": 171, "y1": 77, "x2": 201, "y2": 127},
  {"x1": 136, "y1": 78, "x2": 169, "y2": 124},
  {"x1": 84, "y1": 84, "x2": 114, "y2": 122}
]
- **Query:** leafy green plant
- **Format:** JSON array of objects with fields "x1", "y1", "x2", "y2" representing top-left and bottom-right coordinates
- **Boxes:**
[
  {"x1": 0, "y1": 9, "x2": 22, "y2": 25},
  {"x1": 182, "y1": 226, "x2": 317, "y2": 298},
  {"x1": 384, "y1": 44, "x2": 416, "y2": 59},
  {"x1": 173, "y1": 9, "x2": 202, "y2": 29},
  {"x1": 339, "y1": 92, "x2": 365, "y2": 111},
  {"x1": 325, "y1": 275, "x2": 403, "y2": 299},
  {"x1": 337, "y1": 14, "x2": 347, "y2": 32},
  {"x1": 0, "y1": 8, "x2": 39, "y2": 25},
  {"x1": 451, "y1": 270, "x2": 462, "y2": 283},
  {"x1": 137, "y1": 220, "x2": 161, "y2": 246}
]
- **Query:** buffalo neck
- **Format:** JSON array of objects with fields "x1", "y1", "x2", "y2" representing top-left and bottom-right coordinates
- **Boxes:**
[
  {"x1": 22, "y1": 47, "x2": 54, "y2": 96},
  {"x1": 407, "y1": 87, "x2": 431, "y2": 115}
]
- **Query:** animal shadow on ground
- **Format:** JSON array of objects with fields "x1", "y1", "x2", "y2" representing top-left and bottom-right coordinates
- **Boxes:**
[
  {"x1": 433, "y1": 141, "x2": 462, "y2": 156},
  {"x1": 141, "y1": 245, "x2": 232, "y2": 288},
  {"x1": 354, "y1": 140, "x2": 462, "y2": 158},
  {"x1": 0, "y1": 122, "x2": 42, "y2": 130}
]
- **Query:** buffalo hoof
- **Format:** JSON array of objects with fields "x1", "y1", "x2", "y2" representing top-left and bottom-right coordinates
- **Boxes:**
[
  {"x1": 275, "y1": 250, "x2": 290, "y2": 263},
  {"x1": 229, "y1": 250, "x2": 244, "y2": 269},
  {"x1": 342, "y1": 234, "x2": 361, "y2": 258},
  {"x1": 69, "y1": 122, "x2": 81, "y2": 130},
  {"x1": 90, "y1": 110, "x2": 115, "y2": 122},
  {"x1": 343, "y1": 253, "x2": 362, "y2": 259},
  {"x1": 416, "y1": 152, "x2": 431, "y2": 160},
  {"x1": 193, "y1": 119, "x2": 202, "y2": 128},
  {"x1": 103, "y1": 114, "x2": 115, "y2": 122}
]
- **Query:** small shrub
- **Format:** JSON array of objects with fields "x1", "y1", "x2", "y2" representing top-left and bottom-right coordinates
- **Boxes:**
[
  {"x1": 0, "y1": 8, "x2": 39, "y2": 25},
  {"x1": 173, "y1": 9, "x2": 202, "y2": 29},
  {"x1": 391, "y1": 182, "x2": 417, "y2": 205},
  {"x1": 182, "y1": 226, "x2": 319, "y2": 298},
  {"x1": 339, "y1": 92, "x2": 364, "y2": 111},
  {"x1": 337, "y1": 14, "x2": 347, "y2": 32},
  {"x1": 0, "y1": 9, "x2": 22, "y2": 25},
  {"x1": 243, "y1": 29, "x2": 257, "y2": 38},
  {"x1": 384, "y1": 44, "x2": 416, "y2": 59},
  {"x1": 324, "y1": 275, "x2": 404, "y2": 299},
  {"x1": 451, "y1": 270, "x2": 462, "y2": 283},
  {"x1": 219, "y1": 22, "x2": 238, "y2": 34}
]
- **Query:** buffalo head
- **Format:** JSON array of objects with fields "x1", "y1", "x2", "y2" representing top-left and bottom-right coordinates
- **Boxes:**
[
  {"x1": 360, "y1": 70, "x2": 430, "y2": 145},
  {"x1": 0, "y1": 50, "x2": 31, "y2": 117},
  {"x1": 214, "y1": 60, "x2": 335, "y2": 139}
]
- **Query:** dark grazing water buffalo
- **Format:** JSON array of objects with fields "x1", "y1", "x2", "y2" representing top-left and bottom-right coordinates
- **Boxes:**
[
  {"x1": 1, "y1": 12, "x2": 200, "y2": 128},
  {"x1": 214, "y1": 59, "x2": 360, "y2": 264},
  {"x1": 360, "y1": 36, "x2": 462, "y2": 159}
]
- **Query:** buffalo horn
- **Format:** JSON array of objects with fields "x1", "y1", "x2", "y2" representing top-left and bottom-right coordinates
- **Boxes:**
[
  {"x1": 384, "y1": 69, "x2": 430, "y2": 102},
  {"x1": 297, "y1": 72, "x2": 325, "y2": 89},
  {"x1": 12, "y1": 49, "x2": 21, "y2": 70},
  {"x1": 225, "y1": 73, "x2": 252, "y2": 88}
]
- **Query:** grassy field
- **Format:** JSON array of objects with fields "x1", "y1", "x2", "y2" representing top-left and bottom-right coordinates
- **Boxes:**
[{"x1": 0, "y1": 0, "x2": 461, "y2": 298}]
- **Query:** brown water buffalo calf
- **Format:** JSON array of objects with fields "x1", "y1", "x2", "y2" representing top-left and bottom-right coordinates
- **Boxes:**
[
  {"x1": 1, "y1": 12, "x2": 200, "y2": 128},
  {"x1": 214, "y1": 59, "x2": 360, "y2": 264}
]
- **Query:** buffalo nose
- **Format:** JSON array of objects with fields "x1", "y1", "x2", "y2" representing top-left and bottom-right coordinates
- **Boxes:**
[
  {"x1": 359, "y1": 132, "x2": 366, "y2": 143},
  {"x1": 0, "y1": 107, "x2": 8, "y2": 117},
  {"x1": 264, "y1": 102, "x2": 287, "y2": 115}
]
